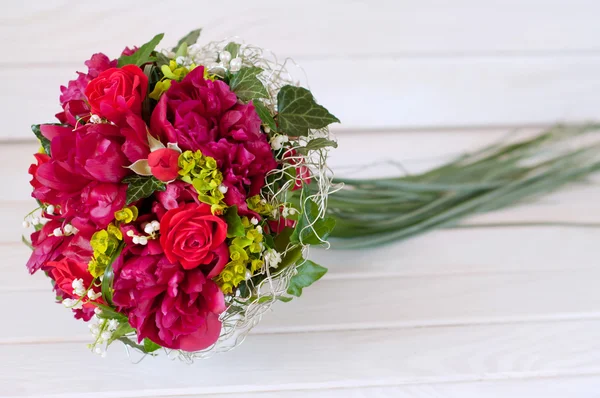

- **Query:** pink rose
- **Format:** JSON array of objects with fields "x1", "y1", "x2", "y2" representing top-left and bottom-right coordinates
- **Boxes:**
[
  {"x1": 159, "y1": 203, "x2": 229, "y2": 274},
  {"x1": 148, "y1": 148, "x2": 180, "y2": 182},
  {"x1": 85, "y1": 65, "x2": 148, "y2": 123}
]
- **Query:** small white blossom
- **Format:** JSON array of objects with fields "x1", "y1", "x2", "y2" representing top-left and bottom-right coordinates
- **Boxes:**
[
  {"x1": 107, "y1": 319, "x2": 119, "y2": 331},
  {"x1": 219, "y1": 50, "x2": 232, "y2": 65},
  {"x1": 218, "y1": 184, "x2": 228, "y2": 194},
  {"x1": 264, "y1": 249, "x2": 282, "y2": 269},
  {"x1": 138, "y1": 236, "x2": 148, "y2": 245},
  {"x1": 89, "y1": 114, "x2": 102, "y2": 124},
  {"x1": 270, "y1": 134, "x2": 289, "y2": 151},
  {"x1": 150, "y1": 220, "x2": 160, "y2": 231},
  {"x1": 143, "y1": 223, "x2": 154, "y2": 235},
  {"x1": 63, "y1": 224, "x2": 74, "y2": 235},
  {"x1": 94, "y1": 307, "x2": 102, "y2": 315},
  {"x1": 229, "y1": 57, "x2": 242, "y2": 72},
  {"x1": 126, "y1": 230, "x2": 135, "y2": 237},
  {"x1": 250, "y1": 217, "x2": 259, "y2": 225},
  {"x1": 132, "y1": 236, "x2": 140, "y2": 245},
  {"x1": 53, "y1": 227, "x2": 63, "y2": 237},
  {"x1": 176, "y1": 56, "x2": 186, "y2": 65},
  {"x1": 63, "y1": 298, "x2": 83, "y2": 310},
  {"x1": 46, "y1": 205, "x2": 55, "y2": 215},
  {"x1": 256, "y1": 225, "x2": 263, "y2": 234},
  {"x1": 31, "y1": 216, "x2": 40, "y2": 225},
  {"x1": 100, "y1": 331, "x2": 112, "y2": 341},
  {"x1": 72, "y1": 278, "x2": 86, "y2": 297},
  {"x1": 22, "y1": 220, "x2": 30, "y2": 228},
  {"x1": 87, "y1": 290, "x2": 102, "y2": 301}
]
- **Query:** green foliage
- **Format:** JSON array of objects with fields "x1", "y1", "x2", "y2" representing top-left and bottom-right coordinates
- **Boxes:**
[
  {"x1": 229, "y1": 67, "x2": 269, "y2": 101},
  {"x1": 223, "y1": 42, "x2": 241, "y2": 58},
  {"x1": 173, "y1": 28, "x2": 202, "y2": 51},
  {"x1": 94, "y1": 303, "x2": 128, "y2": 322},
  {"x1": 277, "y1": 86, "x2": 339, "y2": 136},
  {"x1": 31, "y1": 124, "x2": 52, "y2": 155},
  {"x1": 101, "y1": 262, "x2": 115, "y2": 307},
  {"x1": 122, "y1": 175, "x2": 166, "y2": 205},
  {"x1": 143, "y1": 338, "x2": 162, "y2": 353},
  {"x1": 287, "y1": 260, "x2": 328, "y2": 297},
  {"x1": 326, "y1": 124, "x2": 600, "y2": 248},
  {"x1": 296, "y1": 138, "x2": 338, "y2": 155},
  {"x1": 224, "y1": 206, "x2": 245, "y2": 238},
  {"x1": 253, "y1": 100, "x2": 277, "y2": 132},
  {"x1": 118, "y1": 33, "x2": 164, "y2": 67},
  {"x1": 290, "y1": 198, "x2": 336, "y2": 245}
]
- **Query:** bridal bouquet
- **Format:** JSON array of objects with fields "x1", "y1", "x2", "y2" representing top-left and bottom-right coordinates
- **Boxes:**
[{"x1": 23, "y1": 29, "x2": 339, "y2": 360}]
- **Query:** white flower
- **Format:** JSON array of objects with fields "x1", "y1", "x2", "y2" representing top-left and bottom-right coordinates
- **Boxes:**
[
  {"x1": 89, "y1": 114, "x2": 102, "y2": 124},
  {"x1": 126, "y1": 230, "x2": 135, "y2": 237},
  {"x1": 72, "y1": 278, "x2": 86, "y2": 297},
  {"x1": 22, "y1": 220, "x2": 30, "y2": 228},
  {"x1": 94, "y1": 307, "x2": 102, "y2": 315},
  {"x1": 218, "y1": 184, "x2": 228, "y2": 194},
  {"x1": 176, "y1": 56, "x2": 186, "y2": 65},
  {"x1": 46, "y1": 205, "x2": 55, "y2": 215},
  {"x1": 264, "y1": 249, "x2": 282, "y2": 269},
  {"x1": 270, "y1": 134, "x2": 289, "y2": 151},
  {"x1": 53, "y1": 227, "x2": 63, "y2": 237},
  {"x1": 143, "y1": 223, "x2": 154, "y2": 235},
  {"x1": 87, "y1": 290, "x2": 102, "y2": 301},
  {"x1": 107, "y1": 319, "x2": 119, "y2": 331},
  {"x1": 150, "y1": 220, "x2": 160, "y2": 231},
  {"x1": 138, "y1": 236, "x2": 148, "y2": 245},
  {"x1": 256, "y1": 225, "x2": 263, "y2": 234},
  {"x1": 63, "y1": 224, "x2": 74, "y2": 235},
  {"x1": 31, "y1": 217, "x2": 40, "y2": 225},
  {"x1": 100, "y1": 331, "x2": 112, "y2": 341},
  {"x1": 250, "y1": 217, "x2": 259, "y2": 225},
  {"x1": 219, "y1": 50, "x2": 232, "y2": 65},
  {"x1": 229, "y1": 57, "x2": 242, "y2": 72},
  {"x1": 63, "y1": 298, "x2": 83, "y2": 310}
]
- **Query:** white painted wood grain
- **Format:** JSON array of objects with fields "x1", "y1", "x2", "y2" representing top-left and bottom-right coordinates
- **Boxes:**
[
  {"x1": 192, "y1": 376, "x2": 600, "y2": 398},
  {"x1": 4, "y1": 0, "x2": 600, "y2": 63},
  {"x1": 4, "y1": 268, "x2": 600, "y2": 343},
  {"x1": 3, "y1": 320, "x2": 600, "y2": 397},
  {"x1": 4, "y1": 56, "x2": 600, "y2": 139}
]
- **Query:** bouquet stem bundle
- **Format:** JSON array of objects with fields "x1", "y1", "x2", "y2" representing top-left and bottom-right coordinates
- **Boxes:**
[{"x1": 327, "y1": 124, "x2": 600, "y2": 248}]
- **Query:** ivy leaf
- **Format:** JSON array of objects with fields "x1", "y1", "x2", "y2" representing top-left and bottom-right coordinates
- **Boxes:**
[
  {"x1": 143, "y1": 338, "x2": 162, "y2": 353},
  {"x1": 223, "y1": 42, "x2": 241, "y2": 58},
  {"x1": 122, "y1": 175, "x2": 166, "y2": 205},
  {"x1": 173, "y1": 28, "x2": 202, "y2": 52},
  {"x1": 287, "y1": 260, "x2": 328, "y2": 297},
  {"x1": 277, "y1": 86, "x2": 340, "y2": 136},
  {"x1": 253, "y1": 100, "x2": 277, "y2": 132},
  {"x1": 224, "y1": 206, "x2": 245, "y2": 238},
  {"x1": 296, "y1": 138, "x2": 338, "y2": 155},
  {"x1": 229, "y1": 67, "x2": 269, "y2": 101},
  {"x1": 31, "y1": 124, "x2": 52, "y2": 156},
  {"x1": 290, "y1": 198, "x2": 336, "y2": 245},
  {"x1": 118, "y1": 33, "x2": 164, "y2": 67}
]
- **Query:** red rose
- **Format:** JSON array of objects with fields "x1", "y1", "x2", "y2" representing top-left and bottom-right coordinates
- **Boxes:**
[
  {"x1": 148, "y1": 148, "x2": 180, "y2": 182},
  {"x1": 159, "y1": 203, "x2": 229, "y2": 272},
  {"x1": 46, "y1": 257, "x2": 100, "y2": 321},
  {"x1": 84, "y1": 65, "x2": 148, "y2": 123}
]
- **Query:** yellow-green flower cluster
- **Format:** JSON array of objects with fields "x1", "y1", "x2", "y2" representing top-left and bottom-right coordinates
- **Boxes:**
[
  {"x1": 87, "y1": 206, "x2": 138, "y2": 278},
  {"x1": 247, "y1": 195, "x2": 274, "y2": 217},
  {"x1": 149, "y1": 60, "x2": 195, "y2": 100},
  {"x1": 178, "y1": 150, "x2": 227, "y2": 214},
  {"x1": 216, "y1": 217, "x2": 265, "y2": 294}
]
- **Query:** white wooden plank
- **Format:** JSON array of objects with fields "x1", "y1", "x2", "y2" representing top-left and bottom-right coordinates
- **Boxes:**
[
  {"x1": 4, "y1": 0, "x2": 600, "y2": 64},
  {"x1": 2, "y1": 320, "x2": 600, "y2": 396},
  {"x1": 4, "y1": 267, "x2": 600, "y2": 343},
  {"x1": 4, "y1": 56, "x2": 600, "y2": 139},
  {"x1": 189, "y1": 376, "x2": 600, "y2": 397}
]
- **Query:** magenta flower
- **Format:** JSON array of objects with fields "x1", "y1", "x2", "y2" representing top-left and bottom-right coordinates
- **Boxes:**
[{"x1": 113, "y1": 253, "x2": 226, "y2": 351}]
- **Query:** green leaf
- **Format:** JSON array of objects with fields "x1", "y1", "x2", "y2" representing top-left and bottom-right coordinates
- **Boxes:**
[
  {"x1": 279, "y1": 245, "x2": 303, "y2": 270},
  {"x1": 253, "y1": 100, "x2": 277, "y2": 132},
  {"x1": 296, "y1": 138, "x2": 338, "y2": 155},
  {"x1": 290, "y1": 199, "x2": 336, "y2": 245},
  {"x1": 287, "y1": 260, "x2": 328, "y2": 297},
  {"x1": 31, "y1": 124, "x2": 52, "y2": 156},
  {"x1": 223, "y1": 42, "x2": 241, "y2": 58},
  {"x1": 224, "y1": 206, "x2": 245, "y2": 238},
  {"x1": 94, "y1": 303, "x2": 128, "y2": 322},
  {"x1": 108, "y1": 322, "x2": 135, "y2": 344},
  {"x1": 143, "y1": 338, "x2": 162, "y2": 353},
  {"x1": 22, "y1": 235, "x2": 33, "y2": 251},
  {"x1": 274, "y1": 227, "x2": 294, "y2": 252},
  {"x1": 173, "y1": 28, "x2": 202, "y2": 51},
  {"x1": 263, "y1": 234, "x2": 275, "y2": 249},
  {"x1": 229, "y1": 67, "x2": 269, "y2": 101},
  {"x1": 175, "y1": 42, "x2": 188, "y2": 57},
  {"x1": 277, "y1": 86, "x2": 340, "y2": 136},
  {"x1": 118, "y1": 33, "x2": 164, "y2": 67},
  {"x1": 122, "y1": 175, "x2": 166, "y2": 205},
  {"x1": 155, "y1": 52, "x2": 171, "y2": 68},
  {"x1": 101, "y1": 263, "x2": 115, "y2": 307}
]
